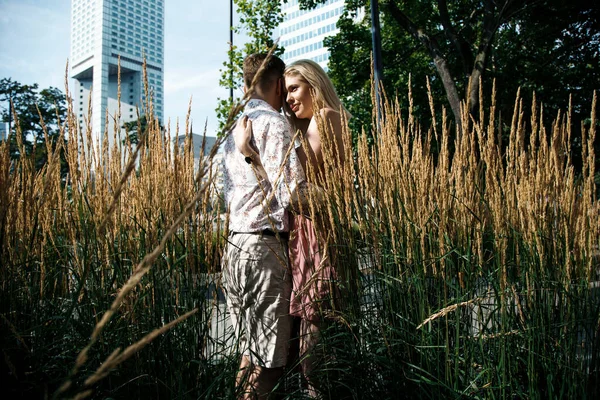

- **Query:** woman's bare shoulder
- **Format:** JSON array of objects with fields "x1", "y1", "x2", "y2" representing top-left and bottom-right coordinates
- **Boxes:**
[
  {"x1": 319, "y1": 108, "x2": 343, "y2": 134},
  {"x1": 319, "y1": 107, "x2": 341, "y2": 121}
]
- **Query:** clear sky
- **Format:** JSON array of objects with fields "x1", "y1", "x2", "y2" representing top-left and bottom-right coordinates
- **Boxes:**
[{"x1": 0, "y1": 0, "x2": 247, "y2": 137}]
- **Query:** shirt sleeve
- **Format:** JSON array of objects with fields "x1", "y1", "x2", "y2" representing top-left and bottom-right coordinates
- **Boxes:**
[{"x1": 258, "y1": 114, "x2": 309, "y2": 212}]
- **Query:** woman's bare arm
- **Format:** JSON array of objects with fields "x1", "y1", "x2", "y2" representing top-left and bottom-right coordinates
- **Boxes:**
[
  {"x1": 305, "y1": 108, "x2": 344, "y2": 170},
  {"x1": 233, "y1": 116, "x2": 268, "y2": 180}
]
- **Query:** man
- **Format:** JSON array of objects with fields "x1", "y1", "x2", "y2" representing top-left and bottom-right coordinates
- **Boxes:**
[{"x1": 221, "y1": 53, "x2": 308, "y2": 399}]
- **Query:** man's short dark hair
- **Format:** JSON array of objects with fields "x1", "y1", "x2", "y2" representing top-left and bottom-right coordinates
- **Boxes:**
[{"x1": 243, "y1": 53, "x2": 285, "y2": 90}]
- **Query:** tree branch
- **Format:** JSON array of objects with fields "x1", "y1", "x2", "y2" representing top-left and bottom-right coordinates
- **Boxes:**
[
  {"x1": 385, "y1": 0, "x2": 463, "y2": 126},
  {"x1": 437, "y1": 0, "x2": 473, "y2": 77},
  {"x1": 467, "y1": 0, "x2": 500, "y2": 113}
]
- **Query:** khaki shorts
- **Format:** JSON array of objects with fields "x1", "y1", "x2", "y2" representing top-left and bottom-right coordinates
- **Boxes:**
[{"x1": 222, "y1": 233, "x2": 292, "y2": 368}]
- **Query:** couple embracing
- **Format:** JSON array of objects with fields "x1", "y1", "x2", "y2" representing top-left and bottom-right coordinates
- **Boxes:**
[{"x1": 221, "y1": 52, "x2": 349, "y2": 399}]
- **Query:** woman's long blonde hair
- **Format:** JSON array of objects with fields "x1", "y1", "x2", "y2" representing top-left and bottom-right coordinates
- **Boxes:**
[{"x1": 283, "y1": 59, "x2": 350, "y2": 134}]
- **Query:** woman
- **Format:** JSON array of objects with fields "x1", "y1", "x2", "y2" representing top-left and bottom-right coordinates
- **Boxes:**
[
  {"x1": 283, "y1": 59, "x2": 349, "y2": 179},
  {"x1": 235, "y1": 59, "x2": 350, "y2": 396}
]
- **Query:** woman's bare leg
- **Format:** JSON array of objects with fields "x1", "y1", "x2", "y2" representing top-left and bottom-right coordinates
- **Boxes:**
[{"x1": 300, "y1": 319, "x2": 321, "y2": 398}]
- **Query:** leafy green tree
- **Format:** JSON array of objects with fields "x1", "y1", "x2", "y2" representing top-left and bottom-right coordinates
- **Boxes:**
[
  {"x1": 216, "y1": 0, "x2": 285, "y2": 135},
  {"x1": 324, "y1": 0, "x2": 599, "y2": 138},
  {"x1": 490, "y1": 1, "x2": 600, "y2": 122},
  {"x1": 0, "y1": 78, "x2": 68, "y2": 174}
]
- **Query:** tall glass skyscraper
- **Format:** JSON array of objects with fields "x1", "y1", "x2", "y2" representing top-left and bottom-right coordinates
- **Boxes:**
[
  {"x1": 278, "y1": 0, "x2": 345, "y2": 70},
  {"x1": 70, "y1": 0, "x2": 164, "y2": 146}
]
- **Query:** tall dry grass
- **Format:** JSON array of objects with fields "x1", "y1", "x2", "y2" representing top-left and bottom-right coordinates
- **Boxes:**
[
  {"x1": 0, "y1": 65, "x2": 230, "y2": 398},
  {"x1": 300, "y1": 80, "x2": 599, "y2": 398},
  {"x1": 0, "y1": 55, "x2": 598, "y2": 398}
]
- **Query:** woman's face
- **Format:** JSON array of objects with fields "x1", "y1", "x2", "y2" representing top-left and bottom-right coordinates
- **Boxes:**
[{"x1": 285, "y1": 74, "x2": 313, "y2": 120}]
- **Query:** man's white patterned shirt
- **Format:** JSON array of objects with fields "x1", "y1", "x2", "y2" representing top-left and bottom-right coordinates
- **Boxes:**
[{"x1": 223, "y1": 99, "x2": 307, "y2": 233}]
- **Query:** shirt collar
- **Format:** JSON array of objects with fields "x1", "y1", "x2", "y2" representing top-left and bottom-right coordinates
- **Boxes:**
[{"x1": 246, "y1": 98, "x2": 277, "y2": 112}]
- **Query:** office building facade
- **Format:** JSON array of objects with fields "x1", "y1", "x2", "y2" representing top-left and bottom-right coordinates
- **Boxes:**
[
  {"x1": 70, "y1": 0, "x2": 164, "y2": 147},
  {"x1": 278, "y1": 0, "x2": 345, "y2": 70}
]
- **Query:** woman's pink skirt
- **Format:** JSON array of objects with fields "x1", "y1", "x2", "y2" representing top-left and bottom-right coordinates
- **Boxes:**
[{"x1": 288, "y1": 215, "x2": 336, "y2": 323}]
